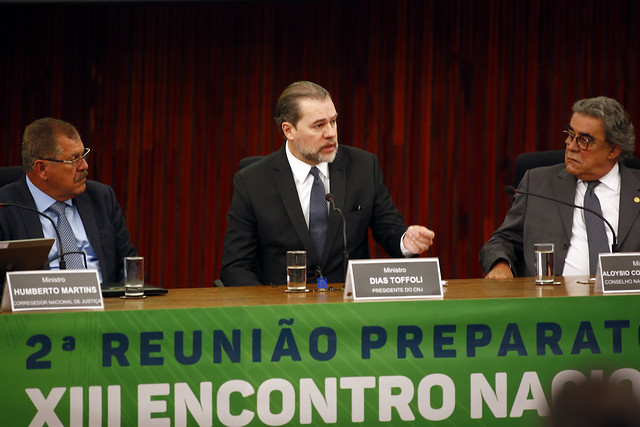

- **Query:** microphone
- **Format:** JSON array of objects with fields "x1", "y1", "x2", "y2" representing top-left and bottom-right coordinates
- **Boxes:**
[
  {"x1": 504, "y1": 185, "x2": 618, "y2": 252},
  {"x1": 0, "y1": 202, "x2": 84, "y2": 269},
  {"x1": 325, "y1": 193, "x2": 349, "y2": 280},
  {"x1": 48, "y1": 251, "x2": 88, "y2": 270}
]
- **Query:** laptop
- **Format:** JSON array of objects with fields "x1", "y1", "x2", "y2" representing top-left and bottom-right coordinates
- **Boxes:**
[
  {"x1": 0, "y1": 238, "x2": 55, "y2": 294},
  {"x1": 0, "y1": 238, "x2": 54, "y2": 272},
  {"x1": 101, "y1": 283, "x2": 168, "y2": 298},
  {"x1": 0, "y1": 239, "x2": 168, "y2": 297}
]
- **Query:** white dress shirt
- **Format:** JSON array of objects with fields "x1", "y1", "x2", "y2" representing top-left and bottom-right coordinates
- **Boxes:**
[
  {"x1": 562, "y1": 163, "x2": 620, "y2": 276},
  {"x1": 284, "y1": 141, "x2": 411, "y2": 256},
  {"x1": 285, "y1": 142, "x2": 330, "y2": 228}
]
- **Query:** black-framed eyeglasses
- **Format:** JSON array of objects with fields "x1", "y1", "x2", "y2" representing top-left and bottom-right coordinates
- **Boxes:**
[
  {"x1": 40, "y1": 147, "x2": 91, "y2": 165},
  {"x1": 562, "y1": 129, "x2": 602, "y2": 151}
]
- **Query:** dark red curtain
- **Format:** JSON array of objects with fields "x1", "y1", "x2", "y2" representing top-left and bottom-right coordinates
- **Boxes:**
[{"x1": 1, "y1": 0, "x2": 638, "y2": 287}]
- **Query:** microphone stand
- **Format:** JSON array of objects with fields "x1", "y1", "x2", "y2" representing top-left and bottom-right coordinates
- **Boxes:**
[
  {"x1": 48, "y1": 251, "x2": 88, "y2": 269},
  {"x1": 0, "y1": 202, "x2": 69, "y2": 268},
  {"x1": 325, "y1": 193, "x2": 349, "y2": 280},
  {"x1": 506, "y1": 186, "x2": 618, "y2": 252}
]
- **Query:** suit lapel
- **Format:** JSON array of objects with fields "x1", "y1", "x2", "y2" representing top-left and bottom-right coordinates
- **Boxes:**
[
  {"x1": 14, "y1": 177, "x2": 46, "y2": 238},
  {"x1": 326, "y1": 150, "x2": 346, "y2": 262},
  {"x1": 272, "y1": 148, "x2": 319, "y2": 261},
  {"x1": 74, "y1": 190, "x2": 106, "y2": 272},
  {"x1": 617, "y1": 164, "x2": 640, "y2": 247},
  {"x1": 552, "y1": 168, "x2": 578, "y2": 240}
]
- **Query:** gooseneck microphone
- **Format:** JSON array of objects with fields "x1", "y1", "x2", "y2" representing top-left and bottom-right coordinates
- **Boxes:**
[
  {"x1": 504, "y1": 185, "x2": 618, "y2": 253},
  {"x1": 325, "y1": 193, "x2": 349, "y2": 280},
  {"x1": 0, "y1": 202, "x2": 87, "y2": 269}
]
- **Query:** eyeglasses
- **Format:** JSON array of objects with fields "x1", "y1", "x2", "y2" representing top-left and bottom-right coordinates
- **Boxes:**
[
  {"x1": 562, "y1": 129, "x2": 602, "y2": 151},
  {"x1": 41, "y1": 148, "x2": 91, "y2": 165}
]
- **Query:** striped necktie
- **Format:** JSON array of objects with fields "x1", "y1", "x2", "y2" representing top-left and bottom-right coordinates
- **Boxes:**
[
  {"x1": 48, "y1": 201, "x2": 85, "y2": 269},
  {"x1": 584, "y1": 181, "x2": 610, "y2": 275},
  {"x1": 309, "y1": 167, "x2": 328, "y2": 259}
]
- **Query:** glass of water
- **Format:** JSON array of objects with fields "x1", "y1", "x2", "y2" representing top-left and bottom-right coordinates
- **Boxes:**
[
  {"x1": 286, "y1": 250, "x2": 307, "y2": 292},
  {"x1": 534, "y1": 243, "x2": 554, "y2": 285},
  {"x1": 123, "y1": 256, "x2": 145, "y2": 298}
]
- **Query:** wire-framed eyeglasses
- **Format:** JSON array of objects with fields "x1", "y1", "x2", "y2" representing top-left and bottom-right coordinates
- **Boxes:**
[{"x1": 40, "y1": 147, "x2": 91, "y2": 165}]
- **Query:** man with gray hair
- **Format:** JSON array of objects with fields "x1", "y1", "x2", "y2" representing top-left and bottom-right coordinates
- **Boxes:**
[{"x1": 480, "y1": 96, "x2": 640, "y2": 278}]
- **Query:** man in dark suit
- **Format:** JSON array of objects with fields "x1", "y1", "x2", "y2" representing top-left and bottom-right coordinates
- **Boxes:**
[
  {"x1": 0, "y1": 118, "x2": 136, "y2": 283},
  {"x1": 221, "y1": 81, "x2": 435, "y2": 286},
  {"x1": 480, "y1": 96, "x2": 640, "y2": 278}
]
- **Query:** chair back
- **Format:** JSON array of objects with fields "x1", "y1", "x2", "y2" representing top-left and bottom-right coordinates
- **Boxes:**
[
  {"x1": 238, "y1": 155, "x2": 264, "y2": 170},
  {"x1": 512, "y1": 150, "x2": 565, "y2": 188},
  {"x1": 0, "y1": 166, "x2": 24, "y2": 188}
]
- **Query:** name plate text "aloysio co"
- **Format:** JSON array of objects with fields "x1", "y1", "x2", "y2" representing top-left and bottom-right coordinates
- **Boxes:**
[{"x1": 596, "y1": 253, "x2": 640, "y2": 294}]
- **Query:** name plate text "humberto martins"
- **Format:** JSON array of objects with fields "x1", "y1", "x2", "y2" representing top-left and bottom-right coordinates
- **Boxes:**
[{"x1": 2, "y1": 270, "x2": 103, "y2": 312}]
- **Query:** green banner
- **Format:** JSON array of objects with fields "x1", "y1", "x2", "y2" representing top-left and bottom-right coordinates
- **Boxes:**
[{"x1": 1, "y1": 295, "x2": 639, "y2": 426}]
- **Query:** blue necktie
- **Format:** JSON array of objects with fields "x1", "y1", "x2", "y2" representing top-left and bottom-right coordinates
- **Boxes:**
[
  {"x1": 584, "y1": 181, "x2": 610, "y2": 275},
  {"x1": 48, "y1": 201, "x2": 85, "y2": 269},
  {"x1": 309, "y1": 167, "x2": 328, "y2": 259}
]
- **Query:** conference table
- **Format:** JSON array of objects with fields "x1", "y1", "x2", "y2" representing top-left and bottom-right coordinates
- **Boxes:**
[
  {"x1": 2, "y1": 276, "x2": 638, "y2": 426},
  {"x1": 100, "y1": 276, "x2": 602, "y2": 311}
]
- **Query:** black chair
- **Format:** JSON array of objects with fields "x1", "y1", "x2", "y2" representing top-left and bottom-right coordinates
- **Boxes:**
[
  {"x1": 214, "y1": 155, "x2": 266, "y2": 288},
  {"x1": 0, "y1": 166, "x2": 24, "y2": 188},
  {"x1": 512, "y1": 150, "x2": 565, "y2": 189},
  {"x1": 238, "y1": 155, "x2": 264, "y2": 170},
  {"x1": 622, "y1": 155, "x2": 640, "y2": 170},
  {"x1": 510, "y1": 150, "x2": 640, "y2": 190}
]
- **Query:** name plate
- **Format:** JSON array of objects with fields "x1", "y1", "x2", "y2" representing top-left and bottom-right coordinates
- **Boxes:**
[
  {"x1": 344, "y1": 258, "x2": 443, "y2": 301},
  {"x1": 595, "y1": 253, "x2": 640, "y2": 293},
  {"x1": 2, "y1": 270, "x2": 103, "y2": 312}
]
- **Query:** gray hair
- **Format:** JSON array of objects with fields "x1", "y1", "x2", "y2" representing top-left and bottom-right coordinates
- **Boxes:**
[
  {"x1": 572, "y1": 97, "x2": 635, "y2": 159},
  {"x1": 22, "y1": 118, "x2": 80, "y2": 172}
]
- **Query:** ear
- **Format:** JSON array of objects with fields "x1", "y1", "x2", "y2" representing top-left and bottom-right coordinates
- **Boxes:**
[
  {"x1": 282, "y1": 122, "x2": 296, "y2": 140},
  {"x1": 31, "y1": 160, "x2": 48, "y2": 181},
  {"x1": 609, "y1": 143, "x2": 622, "y2": 160}
]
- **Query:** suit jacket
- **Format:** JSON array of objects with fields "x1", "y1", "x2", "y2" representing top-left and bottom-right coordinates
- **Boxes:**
[
  {"x1": 479, "y1": 163, "x2": 640, "y2": 276},
  {"x1": 220, "y1": 144, "x2": 409, "y2": 286},
  {"x1": 0, "y1": 176, "x2": 137, "y2": 283}
]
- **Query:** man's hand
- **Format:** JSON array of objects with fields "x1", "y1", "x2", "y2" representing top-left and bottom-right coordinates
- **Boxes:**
[
  {"x1": 485, "y1": 261, "x2": 514, "y2": 279},
  {"x1": 402, "y1": 225, "x2": 435, "y2": 254}
]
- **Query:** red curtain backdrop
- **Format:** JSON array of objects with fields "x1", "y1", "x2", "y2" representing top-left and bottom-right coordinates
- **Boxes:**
[{"x1": 1, "y1": 0, "x2": 638, "y2": 287}]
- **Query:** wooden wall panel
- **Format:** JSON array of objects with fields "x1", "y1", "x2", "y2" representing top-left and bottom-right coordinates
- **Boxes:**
[{"x1": 1, "y1": 0, "x2": 639, "y2": 287}]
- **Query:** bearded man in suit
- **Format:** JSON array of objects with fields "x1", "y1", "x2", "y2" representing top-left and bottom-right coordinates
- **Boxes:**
[{"x1": 221, "y1": 81, "x2": 435, "y2": 286}]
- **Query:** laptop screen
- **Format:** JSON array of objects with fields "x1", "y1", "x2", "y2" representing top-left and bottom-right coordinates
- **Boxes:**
[{"x1": 0, "y1": 238, "x2": 54, "y2": 272}]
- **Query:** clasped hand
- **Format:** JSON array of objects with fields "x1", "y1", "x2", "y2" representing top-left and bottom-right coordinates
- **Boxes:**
[{"x1": 403, "y1": 225, "x2": 435, "y2": 254}]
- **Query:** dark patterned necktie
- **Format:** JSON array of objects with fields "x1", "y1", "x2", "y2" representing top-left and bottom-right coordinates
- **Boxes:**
[
  {"x1": 309, "y1": 167, "x2": 328, "y2": 259},
  {"x1": 48, "y1": 201, "x2": 85, "y2": 269},
  {"x1": 584, "y1": 181, "x2": 610, "y2": 275}
]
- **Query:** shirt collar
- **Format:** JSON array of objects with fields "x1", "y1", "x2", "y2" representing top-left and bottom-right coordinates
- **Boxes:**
[
  {"x1": 26, "y1": 175, "x2": 72, "y2": 212},
  {"x1": 285, "y1": 141, "x2": 329, "y2": 182},
  {"x1": 578, "y1": 162, "x2": 620, "y2": 192}
]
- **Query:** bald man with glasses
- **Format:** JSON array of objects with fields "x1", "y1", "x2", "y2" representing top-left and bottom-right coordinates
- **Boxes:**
[
  {"x1": 480, "y1": 97, "x2": 640, "y2": 279},
  {"x1": 0, "y1": 118, "x2": 137, "y2": 284}
]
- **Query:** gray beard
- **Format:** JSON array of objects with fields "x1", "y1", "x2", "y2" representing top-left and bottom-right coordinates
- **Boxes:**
[{"x1": 299, "y1": 142, "x2": 339, "y2": 164}]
